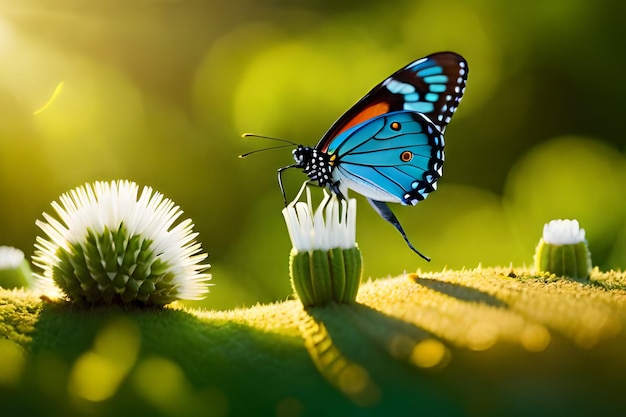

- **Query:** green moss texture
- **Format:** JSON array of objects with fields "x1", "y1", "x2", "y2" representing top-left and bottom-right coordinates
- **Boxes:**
[{"x1": 1, "y1": 267, "x2": 626, "y2": 417}]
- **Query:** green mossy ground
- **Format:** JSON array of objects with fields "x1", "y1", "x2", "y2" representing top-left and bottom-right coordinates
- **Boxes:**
[{"x1": 1, "y1": 267, "x2": 626, "y2": 417}]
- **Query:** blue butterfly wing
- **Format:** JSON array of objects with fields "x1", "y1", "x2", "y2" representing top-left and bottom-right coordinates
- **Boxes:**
[
  {"x1": 327, "y1": 111, "x2": 444, "y2": 206},
  {"x1": 318, "y1": 51, "x2": 468, "y2": 153}
]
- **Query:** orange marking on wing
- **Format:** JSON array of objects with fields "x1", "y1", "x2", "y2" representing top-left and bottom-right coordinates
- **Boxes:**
[{"x1": 335, "y1": 101, "x2": 390, "y2": 137}]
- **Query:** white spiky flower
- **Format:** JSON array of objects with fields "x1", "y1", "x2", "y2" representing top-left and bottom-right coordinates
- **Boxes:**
[
  {"x1": 33, "y1": 180, "x2": 211, "y2": 305},
  {"x1": 542, "y1": 219, "x2": 586, "y2": 245},
  {"x1": 282, "y1": 184, "x2": 361, "y2": 307}
]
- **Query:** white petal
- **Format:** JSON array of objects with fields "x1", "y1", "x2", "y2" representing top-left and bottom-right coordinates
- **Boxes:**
[
  {"x1": 282, "y1": 183, "x2": 357, "y2": 251},
  {"x1": 542, "y1": 219, "x2": 586, "y2": 245}
]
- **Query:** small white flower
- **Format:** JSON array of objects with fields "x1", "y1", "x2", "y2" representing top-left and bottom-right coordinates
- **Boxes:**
[
  {"x1": 0, "y1": 246, "x2": 33, "y2": 289},
  {"x1": 282, "y1": 184, "x2": 362, "y2": 306},
  {"x1": 33, "y1": 180, "x2": 211, "y2": 305},
  {"x1": 542, "y1": 219, "x2": 586, "y2": 245},
  {"x1": 282, "y1": 185, "x2": 357, "y2": 252},
  {"x1": 535, "y1": 218, "x2": 592, "y2": 279},
  {"x1": 0, "y1": 246, "x2": 25, "y2": 270}
]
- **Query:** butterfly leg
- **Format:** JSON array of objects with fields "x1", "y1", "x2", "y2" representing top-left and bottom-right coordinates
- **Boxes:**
[
  {"x1": 277, "y1": 164, "x2": 298, "y2": 206},
  {"x1": 366, "y1": 198, "x2": 431, "y2": 262},
  {"x1": 329, "y1": 181, "x2": 347, "y2": 201}
]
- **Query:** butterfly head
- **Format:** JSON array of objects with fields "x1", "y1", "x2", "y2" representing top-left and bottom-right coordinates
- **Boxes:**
[
  {"x1": 292, "y1": 145, "x2": 309, "y2": 167},
  {"x1": 293, "y1": 145, "x2": 334, "y2": 187}
]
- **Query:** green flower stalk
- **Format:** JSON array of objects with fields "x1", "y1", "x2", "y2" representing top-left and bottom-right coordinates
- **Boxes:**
[
  {"x1": 33, "y1": 180, "x2": 211, "y2": 305},
  {"x1": 282, "y1": 185, "x2": 362, "y2": 307},
  {"x1": 533, "y1": 219, "x2": 592, "y2": 279},
  {"x1": 0, "y1": 246, "x2": 33, "y2": 289}
]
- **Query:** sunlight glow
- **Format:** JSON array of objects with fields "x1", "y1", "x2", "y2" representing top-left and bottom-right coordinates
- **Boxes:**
[{"x1": 0, "y1": 15, "x2": 14, "y2": 56}]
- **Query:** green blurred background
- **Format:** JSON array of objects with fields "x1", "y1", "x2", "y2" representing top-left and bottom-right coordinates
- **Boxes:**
[{"x1": 1, "y1": 0, "x2": 625, "y2": 310}]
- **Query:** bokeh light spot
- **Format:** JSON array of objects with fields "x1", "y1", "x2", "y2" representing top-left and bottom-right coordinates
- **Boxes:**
[
  {"x1": 0, "y1": 339, "x2": 25, "y2": 387},
  {"x1": 410, "y1": 339, "x2": 448, "y2": 368},
  {"x1": 233, "y1": 42, "x2": 344, "y2": 136},
  {"x1": 68, "y1": 351, "x2": 123, "y2": 402},
  {"x1": 466, "y1": 321, "x2": 498, "y2": 351},
  {"x1": 68, "y1": 319, "x2": 140, "y2": 402},
  {"x1": 520, "y1": 323, "x2": 550, "y2": 352},
  {"x1": 132, "y1": 356, "x2": 196, "y2": 415}
]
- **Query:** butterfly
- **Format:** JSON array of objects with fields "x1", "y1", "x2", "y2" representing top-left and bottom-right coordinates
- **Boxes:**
[{"x1": 245, "y1": 52, "x2": 468, "y2": 261}]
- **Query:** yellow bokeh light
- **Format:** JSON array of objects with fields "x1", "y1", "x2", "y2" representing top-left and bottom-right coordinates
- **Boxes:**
[
  {"x1": 68, "y1": 319, "x2": 140, "y2": 402},
  {"x1": 131, "y1": 356, "x2": 195, "y2": 415},
  {"x1": 466, "y1": 321, "x2": 498, "y2": 351},
  {"x1": 68, "y1": 351, "x2": 125, "y2": 402},
  {"x1": 0, "y1": 339, "x2": 25, "y2": 387},
  {"x1": 520, "y1": 323, "x2": 551, "y2": 352},
  {"x1": 93, "y1": 318, "x2": 140, "y2": 364},
  {"x1": 233, "y1": 41, "x2": 345, "y2": 136},
  {"x1": 410, "y1": 339, "x2": 448, "y2": 369}
]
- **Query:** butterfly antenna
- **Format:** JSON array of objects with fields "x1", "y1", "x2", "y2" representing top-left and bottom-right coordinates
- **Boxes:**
[
  {"x1": 239, "y1": 133, "x2": 299, "y2": 158},
  {"x1": 241, "y1": 133, "x2": 298, "y2": 146},
  {"x1": 239, "y1": 144, "x2": 294, "y2": 158}
]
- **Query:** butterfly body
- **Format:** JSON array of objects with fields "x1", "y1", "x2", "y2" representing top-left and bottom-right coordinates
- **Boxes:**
[{"x1": 279, "y1": 52, "x2": 468, "y2": 260}]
